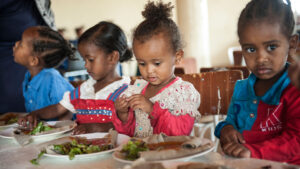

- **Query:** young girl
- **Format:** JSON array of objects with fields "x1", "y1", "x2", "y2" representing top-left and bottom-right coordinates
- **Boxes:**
[
  {"x1": 214, "y1": 0, "x2": 300, "y2": 164},
  {"x1": 112, "y1": 1, "x2": 201, "y2": 138},
  {"x1": 18, "y1": 21, "x2": 133, "y2": 134},
  {"x1": 13, "y1": 26, "x2": 74, "y2": 113}
]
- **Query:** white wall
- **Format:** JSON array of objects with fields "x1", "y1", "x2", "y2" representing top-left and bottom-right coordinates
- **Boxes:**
[
  {"x1": 51, "y1": 0, "x2": 176, "y2": 41},
  {"x1": 207, "y1": 0, "x2": 249, "y2": 67}
]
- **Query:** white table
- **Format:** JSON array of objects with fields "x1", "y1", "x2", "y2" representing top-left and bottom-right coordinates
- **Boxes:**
[{"x1": 0, "y1": 131, "x2": 298, "y2": 169}]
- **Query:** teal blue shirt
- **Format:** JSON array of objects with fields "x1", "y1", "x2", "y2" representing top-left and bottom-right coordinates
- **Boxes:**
[
  {"x1": 22, "y1": 68, "x2": 74, "y2": 112},
  {"x1": 214, "y1": 65, "x2": 291, "y2": 137}
]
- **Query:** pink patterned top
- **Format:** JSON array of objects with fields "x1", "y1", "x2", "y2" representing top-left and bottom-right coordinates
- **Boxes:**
[{"x1": 112, "y1": 77, "x2": 201, "y2": 137}]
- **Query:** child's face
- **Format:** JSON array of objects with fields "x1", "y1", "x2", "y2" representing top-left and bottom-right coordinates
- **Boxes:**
[
  {"x1": 133, "y1": 33, "x2": 182, "y2": 86},
  {"x1": 239, "y1": 22, "x2": 292, "y2": 80},
  {"x1": 78, "y1": 42, "x2": 113, "y2": 81},
  {"x1": 13, "y1": 28, "x2": 37, "y2": 67}
]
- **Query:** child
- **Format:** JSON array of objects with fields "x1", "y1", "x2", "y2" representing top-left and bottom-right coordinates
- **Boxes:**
[
  {"x1": 13, "y1": 26, "x2": 74, "y2": 113},
  {"x1": 214, "y1": 0, "x2": 300, "y2": 164},
  {"x1": 112, "y1": 1, "x2": 201, "y2": 138},
  {"x1": 18, "y1": 21, "x2": 133, "y2": 134}
]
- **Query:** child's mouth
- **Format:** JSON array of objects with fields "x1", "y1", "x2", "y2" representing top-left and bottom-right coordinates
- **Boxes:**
[{"x1": 148, "y1": 77, "x2": 157, "y2": 82}]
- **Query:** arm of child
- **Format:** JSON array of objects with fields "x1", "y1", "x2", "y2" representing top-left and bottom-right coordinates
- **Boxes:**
[
  {"x1": 18, "y1": 103, "x2": 69, "y2": 129},
  {"x1": 112, "y1": 97, "x2": 136, "y2": 137},
  {"x1": 149, "y1": 102, "x2": 195, "y2": 136},
  {"x1": 73, "y1": 122, "x2": 114, "y2": 135}
]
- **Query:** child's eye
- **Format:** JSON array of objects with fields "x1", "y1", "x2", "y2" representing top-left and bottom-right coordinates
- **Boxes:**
[
  {"x1": 138, "y1": 62, "x2": 145, "y2": 66},
  {"x1": 245, "y1": 47, "x2": 256, "y2": 53},
  {"x1": 154, "y1": 62, "x2": 161, "y2": 66},
  {"x1": 88, "y1": 59, "x2": 94, "y2": 62},
  {"x1": 267, "y1": 44, "x2": 277, "y2": 51}
]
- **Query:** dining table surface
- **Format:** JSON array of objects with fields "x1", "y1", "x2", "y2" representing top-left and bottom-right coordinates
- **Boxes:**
[{"x1": 0, "y1": 126, "x2": 299, "y2": 169}]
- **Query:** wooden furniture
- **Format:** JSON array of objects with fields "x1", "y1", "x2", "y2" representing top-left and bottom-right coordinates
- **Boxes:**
[
  {"x1": 176, "y1": 57, "x2": 197, "y2": 74},
  {"x1": 178, "y1": 70, "x2": 243, "y2": 146},
  {"x1": 200, "y1": 66, "x2": 251, "y2": 79},
  {"x1": 178, "y1": 70, "x2": 243, "y2": 116},
  {"x1": 174, "y1": 67, "x2": 185, "y2": 75}
]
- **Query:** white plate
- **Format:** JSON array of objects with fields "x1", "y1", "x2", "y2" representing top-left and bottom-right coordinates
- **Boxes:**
[
  {"x1": 44, "y1": 132, "x2": 130, "y2": 160},
  {"x1": 112, "y1": 145, "x2": 214, "y2": 164},
  {"x1": 0, "y1": 121, "x2": 74, "y2": 139},
  {"x1": 0, "y1": 123, "x2": 18, "y2": 130}
]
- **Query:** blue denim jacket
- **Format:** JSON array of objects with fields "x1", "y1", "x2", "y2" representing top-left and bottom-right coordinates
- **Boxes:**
[{"x1": 214, "y1": 65, "x2": 291, "y2": 138}]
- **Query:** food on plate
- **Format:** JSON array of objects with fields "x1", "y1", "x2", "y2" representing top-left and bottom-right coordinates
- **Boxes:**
[
  {"x1": 0, "y1": 113, "x2": 22, "y2": 126},
  {"x1": 28, "y1": 121, "x2": 53, "y2": 135},
  {"x1": 31, "y1": 129, "x2": 118, "y2": 164},
  {"x1": 49, "y1": 136, "x2": 114, "y2": 160},
  {"x1": 118, "y1": 133, "x2": 213, "y2": 161}
]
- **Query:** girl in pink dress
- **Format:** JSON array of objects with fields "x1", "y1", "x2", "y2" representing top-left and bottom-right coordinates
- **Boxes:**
[{"x1": 113, "y1": 1, "x2": 200, "y2": 137}]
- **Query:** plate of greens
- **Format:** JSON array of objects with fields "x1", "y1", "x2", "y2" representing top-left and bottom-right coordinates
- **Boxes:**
[
  {"x1": 30, "y1": 131, "x2": 129, "y2": 164},
  {"x1": 0, "y1": 120, "x2": 76, "y2": 139}
]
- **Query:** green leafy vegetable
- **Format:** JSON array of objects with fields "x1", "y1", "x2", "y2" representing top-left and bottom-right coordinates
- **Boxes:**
[
  {"x1": 121, "y1": 140, "x2": 148, "y2": 160},
  {"x1": 52, "y1": 139, "x2": 113, "y2": 160},
  {"x1": 29, "y1": 122, "x2": 53, "y2": 135},
  {"x1": 30, "y1": 150, "x2": 46, "y2": 165}
]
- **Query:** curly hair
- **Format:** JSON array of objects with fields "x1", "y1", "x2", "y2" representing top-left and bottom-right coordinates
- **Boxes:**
[
  {"x1": 133, "y1": 1, "x2": 183, "y2": 53},
  {"x1": 238, "y1": 0, "x2": 295, "y2": 38}
]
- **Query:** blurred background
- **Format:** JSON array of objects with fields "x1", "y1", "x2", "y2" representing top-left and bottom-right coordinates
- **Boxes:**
[{"x1": 51, "y1": 0, "x2": 300, "y2": 78}]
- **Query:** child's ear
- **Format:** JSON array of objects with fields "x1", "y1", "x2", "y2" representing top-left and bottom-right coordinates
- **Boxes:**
[
  {"x1": 175, "y1": 49, "x2": 184, "y2": 65},
  {"x1": 108, "y1": 51, "x2": 120, "y2": 64},
  {"x1": 29, "y1": 56, "x2": 39, "y2": 66},
  {"x1": 288, "y1": 34, "x2": 299, "y2": 57}
]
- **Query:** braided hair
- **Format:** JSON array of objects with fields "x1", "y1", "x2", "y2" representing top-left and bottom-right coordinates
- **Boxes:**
[
  {"x1": 78, "y1": 21, "x2": 132, "y2": 63},
  {"x1": 32, "y1": 26, "x2": 75, "y2": 68},
  {"x1": 238, "y1": 0, "x2": 295, "y2": 39},
  {"x1": 133, "y1": 1, "x2": 183, "y2": 53}
]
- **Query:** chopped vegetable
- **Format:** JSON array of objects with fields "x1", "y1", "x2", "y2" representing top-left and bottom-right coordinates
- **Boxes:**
[
  {"x1": 29, "y1": 122, "x2": 53, "y2": 135},
  {"x1": 30, "y1": 150, "x2": 46, "y2": 165},
  {"x1": 6, "y1": 117, "x2": 18, "y2": 124},
  {"x1": 52, "y1": 139, "x2": 113, "y2": 160},
  {"x1": 121, "y1": 140, "x2": 148, "y2": 160}
]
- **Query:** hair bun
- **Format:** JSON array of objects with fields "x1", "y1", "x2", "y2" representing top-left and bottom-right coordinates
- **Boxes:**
[{"x1": 142, "y1": 1, "x2": 173, "y2": 21}]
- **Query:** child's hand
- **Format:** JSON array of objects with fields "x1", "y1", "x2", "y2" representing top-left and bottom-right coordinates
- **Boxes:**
[
  {"x1": 115, "y1": 96, "x2": 129, "y2": 114},
  {"x1": 115, "y1": 96, "x2": 129, "y2": 122},
  {"x1": 127, "y1": 94, "x2": 153, "y2": 114},
  {"x1": 220, "y1": 125, "x2": 245, "y2": 146},
  {"x1": 222, "y1": 142, "x2": 251, "y2": 158},
  {"x1": 17, "y1": 113, "x2": 38, "y2": 129},
  {"x1": 73, "y1": 124, "x2": 92, "y2": 135}
]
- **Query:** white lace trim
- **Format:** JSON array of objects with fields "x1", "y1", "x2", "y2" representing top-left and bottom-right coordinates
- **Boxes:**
[{"x1": 123, "y1": 78, "x2": 201, "y2": 138}]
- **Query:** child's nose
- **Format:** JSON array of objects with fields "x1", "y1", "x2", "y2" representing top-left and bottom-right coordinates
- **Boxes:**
[
  {"x1": 256, "y1": 50, "x2": 269, "y2": 63},
  {"x1": 146, "y1": 65, "x2": 154, "y2": 73}
]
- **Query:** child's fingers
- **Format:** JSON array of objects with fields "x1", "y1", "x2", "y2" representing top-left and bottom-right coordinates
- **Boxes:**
[
  {"x1": 127, "y1": 94, "x2": 143, "y2": 101},
  {"x1": 237, "y1": 132, "x2": 245, "y2": 144},
  {"x1": 232, "y1": 146, "x2": 244, "y2": 157},
  {"x1": 239, "y1": 148, "x2": 251, "y2": 158}
]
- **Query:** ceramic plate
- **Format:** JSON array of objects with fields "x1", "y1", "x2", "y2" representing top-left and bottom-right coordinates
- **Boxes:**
[
  {"x1": 44, "y1": 132, "x2": 130, "y2": 160},
  {"x1": 112, "y1": 144, "x2": 214, "y2": 164}
]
